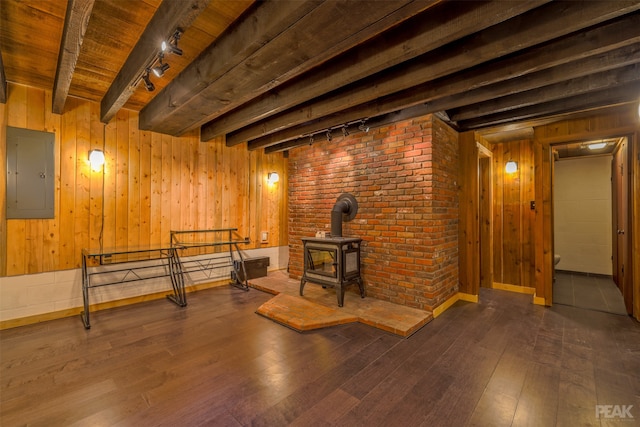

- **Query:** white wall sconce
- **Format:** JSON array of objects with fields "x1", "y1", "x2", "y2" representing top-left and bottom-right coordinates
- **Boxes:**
[
  {"x1": 505, "y1": 160, "x2": 518, "y2": 174},
  {"x1": 89, "y1": 149, "x2": 105, "y2": 172},
  {"x1": 267, "y1": 172, "x2": 280, "y2": 184}
]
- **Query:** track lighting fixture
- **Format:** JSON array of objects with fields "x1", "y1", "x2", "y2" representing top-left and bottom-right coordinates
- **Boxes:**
[
  {"x1": 326, "y1": 130, "x2": 332, "y2": 142},
  {"x1": 152, "y1": 54, "x2": 170, "y2": 77},
  {"x1": 342, "y1": 126, "x2": 349, "y2": 137},
  {"x1": 162, "y1": 29, "x2": 183, "y2": 56},
  {"x1": 142, "y1": 70, "x2": 155, "y2": 91},
  {"x1": 358, "y1": 120, "x2": 370, "y2": 133},
  {"x1": 309, "y1": 135, "x2": 314, "y2": 145}
]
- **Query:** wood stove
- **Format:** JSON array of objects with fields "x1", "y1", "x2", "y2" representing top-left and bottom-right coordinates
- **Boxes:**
[
  {"x1": 300, "y1": 237, "x2": 364, "y2": 306},
  {"x1": 300, "y1": 194, "x2": 365, "y2": 306}
]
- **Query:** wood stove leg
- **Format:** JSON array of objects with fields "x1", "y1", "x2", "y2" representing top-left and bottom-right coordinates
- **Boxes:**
[
  {"x1": 299, "y1": 278, "x2": 307, "y2": 296},
  {"x1": 358, "y1": 278, "x2": 365, "y2": 298},
  {"x1": 337, "y1": 285, "x2": 344, "y2": 307}
]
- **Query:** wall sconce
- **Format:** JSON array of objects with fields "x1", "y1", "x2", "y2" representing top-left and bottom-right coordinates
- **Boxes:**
[
  {"x1": 267, "y1": 172, "x2": 280, "y2": 184},
  {"x1": 505, "y1": 160, "x2": 518, "y2": 174},
  {"x1": 89, "y1": 149, "x2": 105, "y2": 172}
]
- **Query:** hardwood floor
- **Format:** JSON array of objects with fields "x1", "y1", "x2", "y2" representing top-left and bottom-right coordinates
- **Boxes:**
[{"x1": 1, "y1": 283, "x2": 639, "y2": 426}]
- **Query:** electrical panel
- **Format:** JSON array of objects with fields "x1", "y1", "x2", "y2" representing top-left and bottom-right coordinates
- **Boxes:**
[{"x1": 6, "y1": 126, "x2": 55, "y2": 219}]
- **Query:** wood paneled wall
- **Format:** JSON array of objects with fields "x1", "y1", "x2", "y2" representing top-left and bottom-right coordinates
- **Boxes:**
[
  {"x1": 492, "y1": 139, "x2": 536, "y2": 288},
  {"x1": 0, "y1": 84, "x2": 287, "y2": 277}
]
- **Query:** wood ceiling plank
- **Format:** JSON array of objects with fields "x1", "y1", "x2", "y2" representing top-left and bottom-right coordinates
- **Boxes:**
[
  {"x1": 457, "y1": 82, "x2": 640, "y2": 130},
  {"x1": 52, "y1": 0, "x2": 96, "y2": 114},
  {"x1": 99, "y1": 0, "x2": 211, "y2": 124},
  {"x1": 226, "y1": 1, "x2": 640, "y2": 146},
  {"x1": 0, "y1": 1, "x2": 66, "y2": 90},
  {"x1": 203, "y1": 0, "x2": 546, "y2": 142},
  {"x1": 140, "y1": 0, "x2": 438, "y2": 136}
]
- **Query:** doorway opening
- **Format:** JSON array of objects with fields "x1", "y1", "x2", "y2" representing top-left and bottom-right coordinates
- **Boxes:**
[{"x1": 551, "y1": 136, "x2": 629, "y2": 315}]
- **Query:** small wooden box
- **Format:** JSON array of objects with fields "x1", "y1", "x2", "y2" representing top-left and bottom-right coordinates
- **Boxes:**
[{"x1": 234, "y1": 256, "x2": 270, "y2": 281}]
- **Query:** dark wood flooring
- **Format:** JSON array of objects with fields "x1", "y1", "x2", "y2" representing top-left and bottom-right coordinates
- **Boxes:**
[{"x1": 1, "y1": 283, "x2": 639, "y2": 426}]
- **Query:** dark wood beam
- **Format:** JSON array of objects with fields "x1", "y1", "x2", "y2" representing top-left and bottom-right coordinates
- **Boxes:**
[
  {"x1": 457, "y1": 81, "x2": 640, "y2": 130},
  {"x1": 262, "y1": 104, "x2": 435, "y2": 154},
  {"x1": 436, "y1": 44, "x2": 640, "y2": 119},
  {"x1": 449, "y1": 63, "x2": 640, "y2": 122},
  {"x1": 226, "y1": 1, "x2": 640, "y2": 146},
  {"x1": 99, "y1": 0, "x2": 210, "y2": 124},
  {"x1": 246, "y1": 15, "x2": 640, "y2": 151},
  {"x1": 52, "y1": 0, "x2": 96, "y2": 114},
  {"x1": 0, "y1": 48, "x2": 6, "y2": 104},
  {"x1": 202, "y1": 0, "x2": 547, "y2": 142},
  {"x1": 141, "y1": 0, "x2": 440, "y2": 136}
]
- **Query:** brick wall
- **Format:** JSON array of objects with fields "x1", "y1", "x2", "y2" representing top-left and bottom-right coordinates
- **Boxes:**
[{"x1": 288, "y1": 114, "x2": 459, "y2": 312}]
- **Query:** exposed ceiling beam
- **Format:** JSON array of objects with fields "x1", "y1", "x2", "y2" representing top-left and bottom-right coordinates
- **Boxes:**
[
  {"x1": 226, "y1": 1, "x2": 640, "y2": 146},
  {"x1": 140, "y1": 0, "x2": 439, "y2": 136},
  {"x1": 449, "y1": 63, "x2": 640, "y2": 122},
  {"x1": 245, "y1": 15, "x2": 640, "y2": 151},
  {"x1": 99, "y1": 0, "x2": 210, "y2": 124},
  {"x1": 433, "y1": 44, "x2": 640, "y2": 117},
  {"x1": 263, "y1": 104, "x2": 435, "y2": 154},
  {"x1": 0, "y1": 48, "x2": 6, "y2": 104},
  {"x1": 457, "y1": 81, "x2": 640, "y2": 130},
  {"x1": 51, "y1": 0, "x2": 96, "y2": 114},
  {"x1": 201, "y1": 0, "x2": 547, "y2": 142}
]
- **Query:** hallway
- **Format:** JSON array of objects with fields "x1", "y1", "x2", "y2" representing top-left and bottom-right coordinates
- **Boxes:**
[{"x1": 553, "y1": 271, "x2": 628, "y2": 316}]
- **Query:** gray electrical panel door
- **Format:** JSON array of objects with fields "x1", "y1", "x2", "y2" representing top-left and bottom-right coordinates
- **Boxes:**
[{"x1": 6, "y1": 126, "x2": 55, "y2": 219}]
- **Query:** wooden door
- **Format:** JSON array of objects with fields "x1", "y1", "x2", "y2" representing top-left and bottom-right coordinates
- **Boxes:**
[{"x1": 612, "y1": 139, "x2": 631, "y2": 313}]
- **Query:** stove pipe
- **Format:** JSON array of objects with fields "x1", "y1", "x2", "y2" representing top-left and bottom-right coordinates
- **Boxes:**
[{"x1": 330, "y1": 194, "x2": 358, "y2": 237}]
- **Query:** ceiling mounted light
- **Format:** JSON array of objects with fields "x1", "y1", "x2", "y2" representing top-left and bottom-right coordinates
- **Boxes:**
[
  {"x1": 358, "y1": 120, "x2": 369, "y2": 133},
  {"x1": 152, "y1": 54, "x2": 170, "y2": 77},
  {"x1": 587, "y1": 142, "x2": 607, "y2": 150},
  {"x1": 162, "y1": 29, "x2": 183, "y2": 56},
  {"x1": 326, "y1": 130, "x2": 332, "y2": 142},
  {"x1": 142, "y1": 70, "x2": 155, "y2": 91},
  {"x1": 342, "y1": 126, "x2": 349, "y2": 137}
]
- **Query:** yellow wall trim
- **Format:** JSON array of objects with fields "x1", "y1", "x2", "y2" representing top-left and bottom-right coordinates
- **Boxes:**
[
  {"x1": 0, "y1": 279, "x2": 229, "y2": 330},
  {"x1": 533, "y1": 294, "x2": 547, "y2": 306},
  {"x1": 433, "y1": 293, "x2": 460, "y2": 318},
  {"x1": 493, "y1": 282, "x2": 536, "y2": 295},
  {"x1": 458, "y1": 292, "x2": 479, "y2": 303}
]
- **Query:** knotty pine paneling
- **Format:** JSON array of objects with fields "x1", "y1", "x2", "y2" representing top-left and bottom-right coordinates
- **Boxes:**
[
  {"x1": 1, "y1": 83, "x2": 287, "y2": 277},
  {"x1": 492, "y1": 139, "x2": 535, "y2": 288}
]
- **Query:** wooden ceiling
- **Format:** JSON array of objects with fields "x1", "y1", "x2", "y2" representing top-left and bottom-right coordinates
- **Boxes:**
[{"x1": 1, "y1": 0, "x2": 639, "y2": 153}]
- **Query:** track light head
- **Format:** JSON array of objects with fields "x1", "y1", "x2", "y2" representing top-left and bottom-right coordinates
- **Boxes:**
[
  {"x1": 142, "y1": 70, "x2": 155, "y2": 91},
  {"x1": 358, "y1": 121, "x2": 369, "y2": 133},
  {"x1": 326, "y1": 130, "x2": 332, "y2": 142},
  {"x1": 342, "y1": 126, "x2": 349, "y2": 137},
  {"x1": 152, "y1": 55, "x2": 170, "y2": 77},
  {"x1": 162, "y1": 29, "x2": 183, "y2": 56}
]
